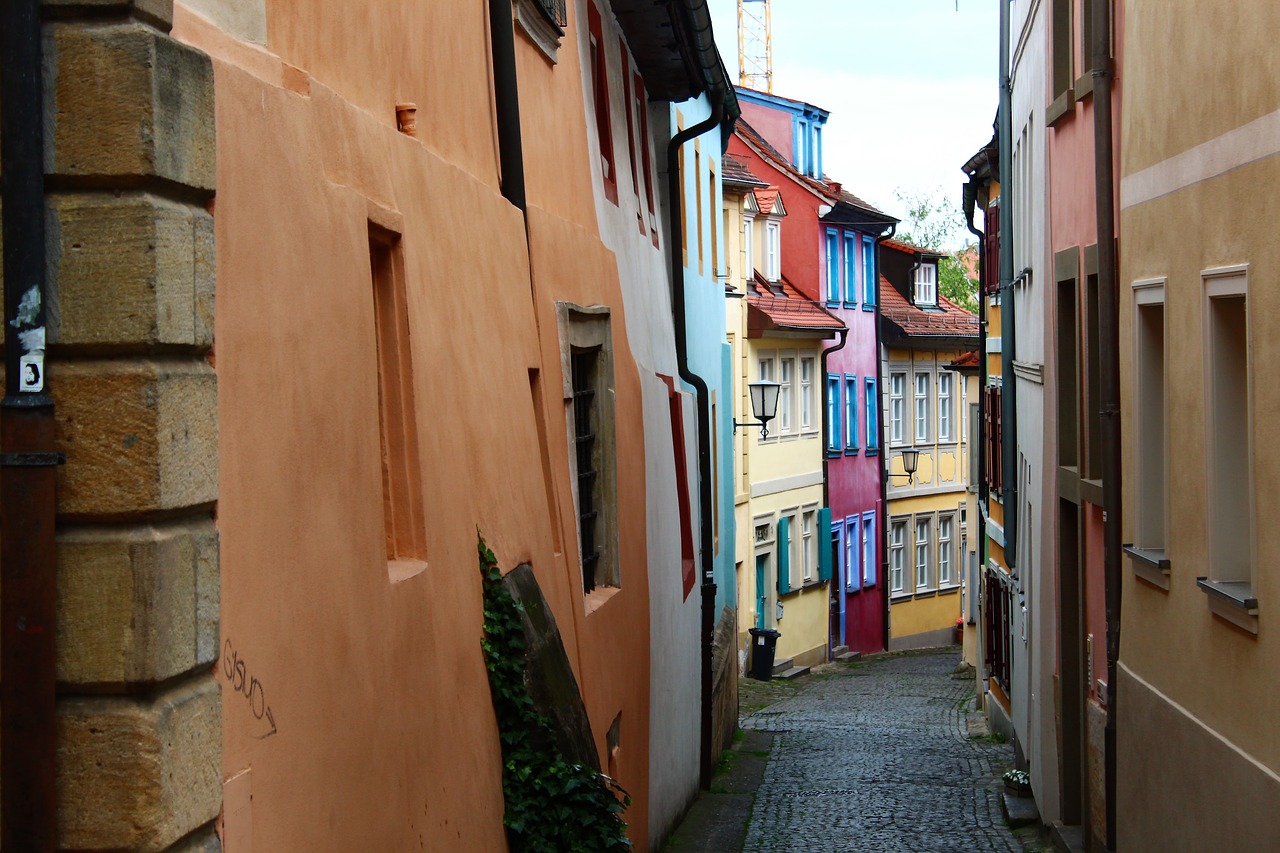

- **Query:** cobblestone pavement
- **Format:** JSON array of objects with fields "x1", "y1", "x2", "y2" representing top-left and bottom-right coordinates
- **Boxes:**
[{"x1": 739, "y1": 649, "x2": 1022, "y2": 853}]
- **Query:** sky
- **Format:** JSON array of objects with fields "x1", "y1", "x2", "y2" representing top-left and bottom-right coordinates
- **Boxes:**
[{"x1": 705, "y1": 0, "x2": 998, "y2": 244}]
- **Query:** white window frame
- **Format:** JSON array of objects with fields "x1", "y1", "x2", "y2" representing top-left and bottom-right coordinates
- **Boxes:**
[
  {"x1": 890, "y1": 372, "x2": 906, "y2": 445},
  {"x1": 757, "y1": 355, "x2": 775, "y2": 384},
  {"x1": 915, "y1": 517, "x2": 932, "y2": 591},
  {"x1": 743, "y1": 215, "x2": 755, "y2": 279},
  {"x1": 765, "y1": 219, "x2": 781, "y2": 281},
  {"x1": 938, "y1": 514, "x2": 954, "y2": 587},
  {"x1": 938, "y1": 372, "x2": 953, "y2": 442},
  {"x1": 890, "y1": 520, "x2": 906, "y2": 593},
  {"x1": 915, "y1": 262, "x2": 937, "y2": 306},
  {"x1": 914, "y1": 372, "x2": 931, "y2": 443},
  {"x1": 800, "y1": 356, "x2": 814, "y2": 431},
  {"x1": 779, "y1": 355, "x2": 795, "y2": 434},
  {"x1": 862, "y1": 511, "x2": 875, "y2": 587},
  {"x1": 844, "y1": 516, "x2": 859, "y2": 591},
  {"x1": 801, "y1": 509, "x2": 816, "y2": 581}
]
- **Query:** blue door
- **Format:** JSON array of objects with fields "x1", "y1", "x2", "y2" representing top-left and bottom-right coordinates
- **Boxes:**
[{"x1": 755, "y1": 554, "x2": 768, "y2": 630}]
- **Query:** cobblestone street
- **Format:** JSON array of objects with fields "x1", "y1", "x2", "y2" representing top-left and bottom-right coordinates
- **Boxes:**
[{"x1": 668, "y1": 648, "x2": 1039, "y2": 853}]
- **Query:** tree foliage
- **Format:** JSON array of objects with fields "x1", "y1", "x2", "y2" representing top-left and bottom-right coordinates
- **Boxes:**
[{"x1": 893, "y1": 188, "x2": 979, "y2": 314}]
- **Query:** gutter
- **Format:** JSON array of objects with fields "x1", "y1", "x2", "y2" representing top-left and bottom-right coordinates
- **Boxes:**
[
  {"x1": 872, "y1": 225, "x2": 895, "y2": 652},
  {"x1": 1091, "y1": 0, "x2": 1121, "y2": 845},
  {"x1": 998, "y1": 0, "x2": 1018, "y2": 568},
  {"x1": 667, "y1": 0, "x2": 734, "y2": 791},
  {"x1": 963, "y1": 177, "x2": 989, "y2": 678},
  {"x1": 1, "y1": 0, "x2": 60, "y2": 844},
  {"x1": 820, "y1": 327, "x2": 849, "y2": 654}
]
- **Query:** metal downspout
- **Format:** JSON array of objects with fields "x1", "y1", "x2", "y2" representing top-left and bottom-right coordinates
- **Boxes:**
[
  {"x1": 1091, "y1": 0, "x2": 1121, "y2": 846},
  {"x1": 873, "y1": 225, "x2": 894, "y2": 652},
  {"x1": 964, "y1": 185, "x2": 989, "y2": 682},
  {"x1": 820, "y1": 327, "x2": 849, "y2": 654},
  {"x1": 668, "y1": 93, "x2": 725, "y2": 790},
  {"x1": 1, "y1": 0, "x2": 59, "y2": 844},
  {"x1": 488, "y1": 0, "x2": 527, "y2": 213},
  {"x1": 998, "y1": 0, "x2": 1018, "y2": 569}
]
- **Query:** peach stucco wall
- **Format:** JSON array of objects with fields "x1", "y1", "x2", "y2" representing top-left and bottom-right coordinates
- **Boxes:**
[{"x1": 177, "y1": 1, "x2": 656, "y2": 848}]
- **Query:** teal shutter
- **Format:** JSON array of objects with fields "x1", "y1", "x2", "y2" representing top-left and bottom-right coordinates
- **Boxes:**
[
  {"x1": 777, "y1": 517, "x2": 791, "y2": 594},
  {"x1": 818, "y1": 508, "x2": 833, "y2": 582}
]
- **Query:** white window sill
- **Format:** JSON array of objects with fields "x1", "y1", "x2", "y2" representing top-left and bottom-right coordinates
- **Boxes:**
[{"x1": 1196, "y1": 577, "x2": 1258, "y2": 634}]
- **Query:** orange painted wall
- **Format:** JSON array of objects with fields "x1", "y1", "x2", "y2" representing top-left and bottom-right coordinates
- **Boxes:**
[{"x1": 176, "y1": 1, "x2": 654, "y2": 848}]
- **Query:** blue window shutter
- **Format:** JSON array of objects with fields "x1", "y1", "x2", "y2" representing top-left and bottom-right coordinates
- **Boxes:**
[
  {"x1": 777, "y1": 517, "x2": 791, "y2": 594},
  {"x1": 818, "y1": 508, "x2": 832, "y2": 582}
]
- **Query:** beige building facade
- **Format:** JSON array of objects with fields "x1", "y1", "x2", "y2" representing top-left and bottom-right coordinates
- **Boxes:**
[{"x1": 1117, "y1": 0, "x2": 1280, "y2": 848}]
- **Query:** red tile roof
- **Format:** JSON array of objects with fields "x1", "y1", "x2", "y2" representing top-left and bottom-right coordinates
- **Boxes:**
[
  {"x1": 753, "y1": 186, "x2": 782, "y2": 215},
  {"x1": 747, "y1": 271, "x2": 845, "y2": 337},
  {"x1": 880, "y1": 275, "x2": 979, "y2": 340},
  {"x1": 882, "y1": 237, "x2": 946, "y2": 257},
  {"x1": 946, "y1": 351, "x2": 981, "y2": 370}
]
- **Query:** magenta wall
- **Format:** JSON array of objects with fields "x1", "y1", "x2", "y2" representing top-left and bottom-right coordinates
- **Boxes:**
[{"x1": 826, "y1": 238, "x2": 885, "y2": 654}]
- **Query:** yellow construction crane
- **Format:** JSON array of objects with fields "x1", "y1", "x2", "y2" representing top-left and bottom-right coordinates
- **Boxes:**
[{"x1": 737, "y1": 0, "x2": 772, "y2": 92}]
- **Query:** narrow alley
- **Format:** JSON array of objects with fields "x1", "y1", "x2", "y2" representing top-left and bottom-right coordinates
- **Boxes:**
[{"x1": 670, "y1": 649, "x2": 1040, "y2": 853}]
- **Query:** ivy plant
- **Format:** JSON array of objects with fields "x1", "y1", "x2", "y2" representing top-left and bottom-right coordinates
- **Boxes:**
[{"x1": 478, "y1": 537, "x2": 632, "y2": 852}]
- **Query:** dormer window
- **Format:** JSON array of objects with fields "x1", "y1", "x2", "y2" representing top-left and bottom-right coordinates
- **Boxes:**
[
  {"x1": 915, "y1": 262, "x2": 937, "y2": 306},
  {"x1": 765, "y1": 220, "x2": 781, "y2": 281}
]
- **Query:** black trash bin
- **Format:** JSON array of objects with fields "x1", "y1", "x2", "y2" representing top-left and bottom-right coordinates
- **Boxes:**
[{"x1": 747, "y1": 628, "x2": 781, "y2": 681}]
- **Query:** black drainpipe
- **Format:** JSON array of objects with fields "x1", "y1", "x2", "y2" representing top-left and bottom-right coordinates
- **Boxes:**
[
  {"x1": 668, "y1": 94, "x2": 725, "y2": 790},
  {"x1": 1, "y1": 0, "x2": 59, "y2": 845},
  {"x1": 820, "y1": 325, "x2": 849, "y2": 655},
  {"x1": 964, "y1": 181, "x2": 988, "y2": 676},
  {"x1": 872, "y1": 224, "x2": 894, "y2": 652},
  {"x1": 998, "y1": 0, "x2": 1018, "y2": 569},
  {"x1": 1091, "y1": 0, "x2": 1120, "y2": 845},
  {"x1": 488, "y1": 0, "x2": 527, "y2": 212}
]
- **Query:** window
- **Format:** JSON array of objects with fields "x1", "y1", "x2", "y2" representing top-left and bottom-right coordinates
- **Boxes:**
[
  {"x1": 800, "y1": 357, "x2": 814, "y2": 430},
  {"x1": 586, "y1": 2, "x2": 617, "y2": 205},
  {"x1": 844, "y1": 375, "x2": 858, "y2": 452},
  {"x1": 695, "y1": 146, "x2": 703, "y2": 274},
  {"x1": 914, "y1": 372, "x2": 930, "y2": 443},
  {"x1": 780, "y1": 511, "x2": 798, "y2": 592},
  {"x1": 939, "y1": 514, "x2": 954, "y2": 586},
  {"x1": 890, "y1": 372, "x2": 906, "y2": 445},
  {"x1": 1205, "y1": 270, "x2": 1252, "y2": 588},
  {"x1": 844, "y1": 233, "x2": 858, "y2": 307},
  {"x1": 865, "y1": 377, "x2": 879, "y2": 451},
  {"x1": 938, "y1": 372, "x2": 954, "y2": 442},
  {"x1": 795, "y1": 120, "x2": 808, "y2": 175},
  {"x1": 709, "y1": 164, "x2": 718, "y2": 276},
  {"x1": 890, "y1": 520, "x2": 906, "y2": 593},
  {"x1": 833, "y1": 523, "x2": 844, "y2": 595},
  {"x1": 802, "y1": 510, "x2": 816, "y2": 581},
  {"x1": 1133, "y1": 280, "x2": 1166, "y2": 551},
  {"x1": 914, "y1": 262, "x2": 937, "y2": 306},
  {"x1": 845, "y1": 516, "x2": 860, "y2": 591},
  {"x1": 369, "y1": 227, "x2": 427, "y2": 577},
  {"x1": 915, "y1": 517, "x2": 932, "y2": 591},
  {"x1": 765, "y1": 220, "x2": 781, "y2": 280},
  {"x1": 862, "y1": 511, "x2": 876, "y2": 586},
  {"x1": 984, "y1": 384, "x2": 1004, "y2": 493},
  {"x1": 779, "y1": 357, "x2": 794, "y2": 434},
  {"x1": 559, "y1": 304, "x2": 619, "y2": 595},
  {"x1": 634, "y1": 73, "x2": 655, "y2": 221},
  {"x1": 1051, "y1": 0, "x2": 1073, "y2": 106},
  {"x1": 743, "y1": 216, "x2": 754, "y2": 278},
  {"x1": 515, "y1": 0, "x2": 567, "y2": 63},
  {"x1": 826, "y1": 229, "x2": 841, "y2": 305},
  {"x1": 758, "y1": 355, "x2": 775, "y2": 383},
  {"x1": 1057, "y1": 258, "x2": 1080, "y2": 468},
  {"x1": 862, "y1": 237, "x2": 876, "y2": 308},
  {"x1": 826, "y1": 374, "x2": 841, "y2": 454},
  {"x1": 619, "y1": 46, "x2": 639, "y2": 198}
]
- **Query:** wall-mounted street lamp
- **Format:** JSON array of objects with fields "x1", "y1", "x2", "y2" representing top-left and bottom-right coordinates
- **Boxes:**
[
  {"x1": 734, "y1": 380, "x2": 780, "y2": 440},
  {"x1": 886, "y1": 448, "x2": 920, "y2": 485}
]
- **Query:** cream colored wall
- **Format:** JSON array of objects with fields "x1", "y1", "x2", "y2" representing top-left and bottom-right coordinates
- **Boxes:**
[
  {"x1": 745, "y1": 484, "x2": 827, "y2": 665},
  {"x1": 1119, "y1": 3, "x2": 1280, "y2": 846}
]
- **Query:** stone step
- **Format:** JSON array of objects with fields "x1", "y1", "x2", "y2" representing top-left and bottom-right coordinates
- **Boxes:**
[
  {"x1": 771, "y1": 657, "x2": 794, "y2": 675},
  {"x1": 776, "y1": 665, "x2": 810, "y2": 680},
  {"x1": 830, "y1": 644, "x2": 849, "y2": 658},
  {"x1": 1050, "y1": 822, "x2": 1085, "y2": 853},
  {"x1": 835, "y1": 651, "x2": 861, "y2": 663},
  {"x1": 1002, "y1": 790, "x2": 1039, "y2": 829}
]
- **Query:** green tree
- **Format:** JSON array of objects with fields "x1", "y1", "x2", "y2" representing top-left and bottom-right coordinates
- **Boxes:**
[{"x1": 892, "y1": 188, "x2": 979, "y2": 314}]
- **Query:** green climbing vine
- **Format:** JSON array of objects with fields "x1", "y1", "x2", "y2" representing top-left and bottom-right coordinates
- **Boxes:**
[{"x1": 478, "y1": 537, "x2": 632, "y2": 852}]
